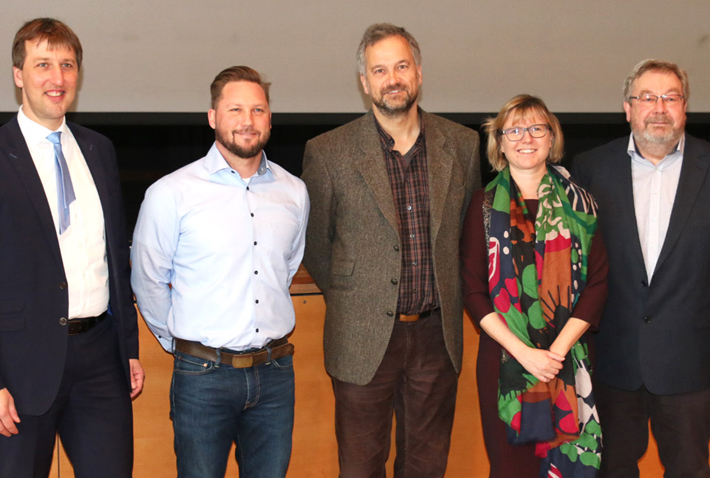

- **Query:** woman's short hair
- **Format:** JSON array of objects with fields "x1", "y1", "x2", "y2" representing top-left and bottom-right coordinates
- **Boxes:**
[{"x1": 483, "y1": 94, "x2": 564, "y2": 172}]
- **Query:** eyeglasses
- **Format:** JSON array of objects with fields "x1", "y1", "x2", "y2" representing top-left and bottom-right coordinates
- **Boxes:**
[
  {"x1": 499, "y1": 124, "x2": 550, "y2": 142},
  {"x1": 628, "y1": 94, "x2": 685, "y2": 106}
]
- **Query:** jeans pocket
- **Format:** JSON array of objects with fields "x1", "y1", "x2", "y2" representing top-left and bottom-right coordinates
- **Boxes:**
[
  {"x1": 270, "y1": 354, "x2": 294, "y2": 370},
  {"x1": 173, "y1": 351, "x2": 215, "y2": 375}
]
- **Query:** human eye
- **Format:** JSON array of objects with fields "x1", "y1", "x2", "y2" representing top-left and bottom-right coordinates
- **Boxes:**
[
  {"x1": 640, "y1": 95, "x2": 657, "y2": 104},
  {"x1": 663, "y1": 95, "x2": 681, "y2": 103},
  {"x1": 504, "y1": 127, "x2": 520, "y2": 136},
  {"x1": 530, "y1": 125, "x2": 545, "y2": 133}
]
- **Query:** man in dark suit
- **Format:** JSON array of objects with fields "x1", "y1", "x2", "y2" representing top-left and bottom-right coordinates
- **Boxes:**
[
  {"x1": 302, "y1": 23, "x2": 480, "y2": 477},
  {"x1": 0, "y1": 18, "x2": 143, "y2": 477},
  {"x1": 572, "y1": 59, "x2": 710, "y2": 478}
]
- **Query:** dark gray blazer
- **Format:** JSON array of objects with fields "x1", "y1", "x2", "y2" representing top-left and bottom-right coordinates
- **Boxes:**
[
  {"x1": 571, "y1": 134, "x2": 710, "y2": 395},
  {"x1": 0, "y1": 116, "x2": 138, "y2": 415},
  {"x1": 302, "y1": 110, "x2": 480, "y2": 385}
]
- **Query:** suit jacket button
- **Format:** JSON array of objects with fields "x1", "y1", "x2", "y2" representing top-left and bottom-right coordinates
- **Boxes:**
[
  {"x1": 641, "y1": 280, "x2": 648, "y2": 287},
  {"x1": 391, "y1": 278, "x2": 398, "y2": 285},
  {"x1": 59, "y1": 317, "x2": 68, "y2": 326},
  {"x1": 386, "y1": 310, "x2": 394, "y2": 317},
  {"x1": 644, "y1": 316, "x2": 651, "y2": 324},
  {"x1": 59, "y1": 282, "x2": 68, "y2": 289},
  {"x1": 393, "y1": 245, "x2": 400, "y2": 252}
]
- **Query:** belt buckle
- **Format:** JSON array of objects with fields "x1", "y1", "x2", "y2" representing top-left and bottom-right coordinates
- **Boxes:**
[{"x1": 231, "y1": 354, "x2": 254, "y2": 368}]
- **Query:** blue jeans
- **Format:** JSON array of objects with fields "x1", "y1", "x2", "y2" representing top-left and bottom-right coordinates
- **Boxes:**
[{"x1": 170, "y1": 349, "x2": 295, "y2": 478}]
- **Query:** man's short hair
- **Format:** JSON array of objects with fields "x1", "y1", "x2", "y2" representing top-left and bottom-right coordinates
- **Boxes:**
[
  {"x1": 210, "y1": 66, "x2": 271, "y2": 109},
  {"x1": 623, "y1": 59, "x2": 689, "y2": 103},
  {"x1": 357, "y1": 23, "x2": 421, "y2": 77},
  {"x1": 12, "y1": 18, "x2": 83, "y2": 70},
  {"x1": 483, "y1": 94, "x2": 564, "y2": 172}
]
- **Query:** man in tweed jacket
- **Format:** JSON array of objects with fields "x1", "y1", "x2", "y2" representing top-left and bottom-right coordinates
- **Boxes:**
[{"x1": 302, "y1": 23, "x2": 480, "y2": 477}]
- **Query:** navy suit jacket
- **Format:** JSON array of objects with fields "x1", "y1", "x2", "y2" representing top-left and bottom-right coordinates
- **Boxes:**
[
  {"x1": 0, "y1": 115, "x2": 138, "y2": 415},
  {"x1": 571, "y1": 134, "x2": 710, "y2": 395}
]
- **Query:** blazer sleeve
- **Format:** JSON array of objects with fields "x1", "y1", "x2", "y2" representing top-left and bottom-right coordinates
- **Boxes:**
[{"x1": 301, "y1": 139, "x2": 335, "y2": 291}]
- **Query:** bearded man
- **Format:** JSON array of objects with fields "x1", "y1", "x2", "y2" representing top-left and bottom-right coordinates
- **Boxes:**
[
  {"x1": 572, "y1": 59, "x2": 710, "y2": 478},
  {"x1": 131, "y1": 66, "x2": 309, "y2": 478},
  {"x1": 301, "y1": 23, "x2": 481, "y2": 477}
]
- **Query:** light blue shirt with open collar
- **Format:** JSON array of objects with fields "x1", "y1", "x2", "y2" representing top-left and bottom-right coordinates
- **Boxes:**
[
  {"x1": 628, "y1": 133, "x2": 684, "y2": 281},
  {"x1": 131, "y1": 143, "x2": 310, "y2": 352}
]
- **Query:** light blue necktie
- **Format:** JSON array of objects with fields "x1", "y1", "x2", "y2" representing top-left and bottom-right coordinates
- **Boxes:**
[{"x1": 47, "y1": 132, "x2": 76, "y2": 234}]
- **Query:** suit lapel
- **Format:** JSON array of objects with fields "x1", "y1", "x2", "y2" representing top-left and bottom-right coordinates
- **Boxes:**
[
  {"x1": 422, "y1": 113, "x2": 454, "y2": 243},
  {"x1": 1, "y1": 117, "x2": 64, "y2": 270},
  {"x1": 354, "y1": 113, "x2": 399, "y2": 232},
  {"x1": 655, "y1": 136, "x2": 710, "y2": 273}
]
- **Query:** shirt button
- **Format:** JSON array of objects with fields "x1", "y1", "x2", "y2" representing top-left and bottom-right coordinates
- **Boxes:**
[
  {"x1": 59, "y1": 317, "x2": 67, "y2": 326},
  {"x1": 256, "y1": 328, "x2": 259, "y2": 333},
  {"x1": 255, "y1": 299, "x2": 259, "y2": 304},
  {"x1": 407, "y1": 205, "x2": 412, "y2": 210},
  {"x1": 59, "y1": 282, "x2": 67, "y2": 289},
  {"x1": 412, "y1": 261, "x2": 417, "y2": 266},
  {"x1": 254, "y1": 270, "x2": 258, "y2": 275},
  {"x1": 409, "y1": 233, "x2": 415, "y2": 239},
  {"x1": 254, "y1": 241, "x2": 257, "y2": 246},
  {"x1": 251, "y1": 213, "x2": 254, "y2": 217},
  {"x1": 644, "y1": 316, "x2": 651, "y2": 324},
  {"x1": 246, "y1": 186, "x2": 250, "y2": 191}
]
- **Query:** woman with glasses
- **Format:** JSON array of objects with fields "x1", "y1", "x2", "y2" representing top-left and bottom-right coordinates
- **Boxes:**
[{"x1": 460, "y1": 94, "x2": 608, "y2": 477}]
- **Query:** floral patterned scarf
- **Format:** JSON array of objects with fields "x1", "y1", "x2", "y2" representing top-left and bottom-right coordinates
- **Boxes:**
[{"x1": 484, "y1": 165, "x2": 602, "y2": 477}]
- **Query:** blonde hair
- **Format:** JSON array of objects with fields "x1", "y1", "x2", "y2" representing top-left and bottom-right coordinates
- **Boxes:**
[{"x1": 483, "y1": 94, "x2": 564, "y2": 172}]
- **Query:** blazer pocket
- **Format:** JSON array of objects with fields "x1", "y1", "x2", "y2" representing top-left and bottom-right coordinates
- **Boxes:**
[
  {"x1": 330, "y1": 260, "x2": 355, "y2": 276},
  {"x1": 0, "y1": 299, "x2": 25, "y2": 332},
  {"x1": 329, "y1": 260, "x2": 355, "y2": 290}
]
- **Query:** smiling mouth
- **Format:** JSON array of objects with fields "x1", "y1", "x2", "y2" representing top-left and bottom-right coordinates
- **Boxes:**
[
  {"x1": 46, "y1": 91, "x2": 65, "y2": 97},
  {"x1": 517, "y1": 149, "x2": 537, "y2": 154}
]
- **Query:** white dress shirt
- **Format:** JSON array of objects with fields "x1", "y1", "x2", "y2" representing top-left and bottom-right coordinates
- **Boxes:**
[
  {"x1": 17, "y1": 107, "x2": 109, "y2": 319},
  {"x1": 131, "y1": 144, "x2": 310, "y2": 352},
  {"x1": 628, "y1": 133, "x2": 684, "y2": 281}
]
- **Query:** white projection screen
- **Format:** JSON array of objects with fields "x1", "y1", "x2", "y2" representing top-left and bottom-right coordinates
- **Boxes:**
[{"x1": 3, "y1": 0, "x2": 710, "y2": 114}]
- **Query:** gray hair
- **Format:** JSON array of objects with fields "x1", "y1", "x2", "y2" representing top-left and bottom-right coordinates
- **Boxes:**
[
  {"x1": 622, "y1": 59, "x2": 689, "y2": 103},
  {"x1": 356, "y1": 23, "x2": 421, "y2": 76}
]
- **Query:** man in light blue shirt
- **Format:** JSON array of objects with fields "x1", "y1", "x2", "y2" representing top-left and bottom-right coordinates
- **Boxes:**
[
  {"x1": 131, "y1": 66, "x2": 309, "y2": 478},
  {"x1": 572, "y1": 59, "x2": 710, "y2": 478}
]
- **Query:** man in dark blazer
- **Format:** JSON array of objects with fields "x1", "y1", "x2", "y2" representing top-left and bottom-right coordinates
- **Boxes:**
[
  {"x1": 0, "y1": 18, "x2": 143, "y2": 477},
  {"x1": 302, "y1": 23, "x2": 480, "y2": 477},
  {"x1": 572, "y1": 59, "x2": 710, "y2": 478}
]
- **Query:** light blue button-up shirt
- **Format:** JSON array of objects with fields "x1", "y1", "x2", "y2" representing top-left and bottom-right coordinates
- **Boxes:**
[
  {"x1": 628, "y1": 133, "x2": 684, "y2": 281},
  {"x1": 131, "y1": 143, "x2": 309, "y2": 352}
]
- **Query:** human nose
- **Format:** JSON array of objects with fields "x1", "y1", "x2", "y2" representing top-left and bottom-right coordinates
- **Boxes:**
[
  {"x1": 652, "y1": 96, "x2": 669, "y2": 113},
  {"x1": 519, "y1": 128, "x2": 533, "y2": 142},
  {"x1": 49, "y1": 65, "x2": 65, "y2": 86}
]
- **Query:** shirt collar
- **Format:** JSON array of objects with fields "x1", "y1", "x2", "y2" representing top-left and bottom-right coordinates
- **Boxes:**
[
  {"x1": 373, "y1": 108, "x2": 425, "y2": 153},
  {"x1": 17, "y1": 105, "x2": 71, "y2": 147},
  {"x1": 204, "y1": 142, "x2": 273, "y2": 178},
  {"x1": 627, "y1": 132, "x2": 685, "y2": 163}
]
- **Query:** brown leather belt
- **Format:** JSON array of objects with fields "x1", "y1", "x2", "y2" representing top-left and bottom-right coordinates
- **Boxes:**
[
  {"x1": 398, "y1": 309, "x2": 435, "y2": 322},
  {"x1": 174, "y1": 337, "x2": 294, "y2": 368},
  {"x1": 68, "y1": 312, "x2": 107, "y2": 335}
]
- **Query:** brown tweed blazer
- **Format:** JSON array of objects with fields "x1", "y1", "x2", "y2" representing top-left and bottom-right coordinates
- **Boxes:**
[{"x1": 302, "y1": 110, "x2": 481, "y2": 385}]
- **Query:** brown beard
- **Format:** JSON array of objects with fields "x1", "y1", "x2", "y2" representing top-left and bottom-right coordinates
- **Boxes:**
[{"x1": 216, "y1": 127, "x2": 270, "y2": 159}]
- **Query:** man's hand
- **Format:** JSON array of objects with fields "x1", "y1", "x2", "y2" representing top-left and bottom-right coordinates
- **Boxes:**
[
  {"x1": 0, "y1": 388, "x2": 20, "y2": 437},
  {"x1": 129, "y1": 359, "x2": 145, "y2": 400}
]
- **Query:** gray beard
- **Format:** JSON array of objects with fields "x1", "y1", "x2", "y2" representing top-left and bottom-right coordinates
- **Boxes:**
[{"x1": 372, "y1": 89, "x2": 418, "y2": 118}]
